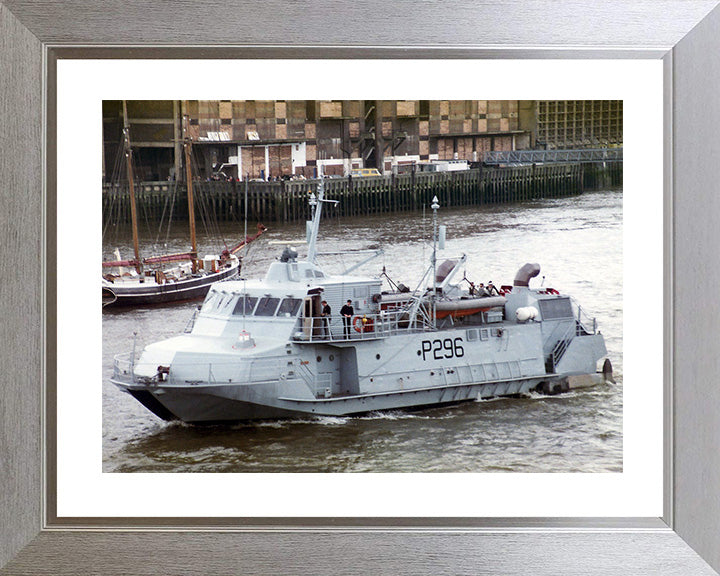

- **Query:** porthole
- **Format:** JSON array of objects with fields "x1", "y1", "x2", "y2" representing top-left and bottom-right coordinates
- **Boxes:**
[
  {"x1": 316, "y1": 356, "x2": 322, "y2": 362},
  {"x1": 376, "y1": 354, "x2": 381, "y2": 360}
]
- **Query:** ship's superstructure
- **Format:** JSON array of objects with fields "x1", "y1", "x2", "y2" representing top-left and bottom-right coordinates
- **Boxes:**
[{"x1": 112, "y1": 181, "x2": 611, "y2": 424}]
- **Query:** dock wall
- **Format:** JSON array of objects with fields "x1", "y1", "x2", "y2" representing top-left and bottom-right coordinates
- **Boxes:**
[{"x1": 103, "y1": 161, "x2": 622, "y2": 225}]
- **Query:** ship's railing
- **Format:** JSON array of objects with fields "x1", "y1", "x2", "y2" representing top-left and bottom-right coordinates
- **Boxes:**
[
  {"x1": 549, "y1": 321, "x2": 577, "y2": 371},
  {"x1": 292, "y1": 308, "x2": 432, "y2": 343},
  {"x1": 571, "y1": 298, "x2": 597, "y2": 335},
  {"x1": 546, "y1": 301, "x2": 598, "y2": 372},
  {"x1": 113, "y1": 349, "x2": 329, "y2": 398},
  {"x1": 113, "y1": 352, "x2": 135, "y2": 382},
  {"x1": 184, "y1": 307, "x2": 201, "y2": 333},
  {"x1": 293, "y1": 357, "x2": 338, "y2": 398},
  {"x1": 167, "y1": 354, "x2": 293, "y2": 387}
]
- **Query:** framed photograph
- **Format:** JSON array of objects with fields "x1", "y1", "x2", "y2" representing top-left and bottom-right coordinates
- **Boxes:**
[
  {"x1": 67, "y1": 65, "x2": 647, "y2": 516},
  {"x1": 2, "y1": 1, "x2": 720, "y2": 574}
]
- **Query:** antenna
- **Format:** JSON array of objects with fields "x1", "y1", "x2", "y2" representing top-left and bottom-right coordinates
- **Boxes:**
[
  {"x1": 431, "y1": 195, "x2": 439, "y2": 329},
  {"x1": 244, "y1": 177, "x2": 248, "y2": 261},
  {"x1": 307, "y1": 188, "x2": 319, "y2": 262}
]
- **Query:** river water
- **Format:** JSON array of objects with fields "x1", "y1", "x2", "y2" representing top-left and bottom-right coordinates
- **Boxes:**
[{"x1": 102, "y1": 189, "x2": 623, "y2": 473}]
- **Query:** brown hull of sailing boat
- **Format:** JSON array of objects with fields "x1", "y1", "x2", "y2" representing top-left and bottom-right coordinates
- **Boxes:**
[{"x1": 102, "y1": 263, "x2": 239, "y2": 307}]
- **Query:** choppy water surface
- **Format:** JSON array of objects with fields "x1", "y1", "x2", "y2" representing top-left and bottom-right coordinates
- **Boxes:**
[{"x1": 103, "y1": 189, "x2": 623, "y2": 473}]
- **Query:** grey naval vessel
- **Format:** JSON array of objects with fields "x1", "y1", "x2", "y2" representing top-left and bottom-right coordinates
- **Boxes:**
[{"x1": 112, "y1": 181, "x2": 613, "y2": 424}]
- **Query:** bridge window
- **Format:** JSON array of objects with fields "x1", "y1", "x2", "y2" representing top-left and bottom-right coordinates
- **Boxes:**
[
  {"x1": 255, "y1": 297, "x2": 281, "y2": 316},
  {"x1": 202, "y1": 291, "x2": 219, "y2": 311},
  {"x1": 218, "y1": 294, "x2": 236, "y2": 313},
  {"x1": 203, "y1": 291, "x2": 233, "y2": 313},
  {"x1": 232, "y1": 295, "x2": 258, "y2": 316},
  {"x1": 277, "y1": 298, "x2": 302, "y2": 317}
]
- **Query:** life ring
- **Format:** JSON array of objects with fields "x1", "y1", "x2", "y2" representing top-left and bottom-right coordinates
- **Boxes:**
[{"x1": 353, "y1": 315, "x2": 374, "y2": 333}]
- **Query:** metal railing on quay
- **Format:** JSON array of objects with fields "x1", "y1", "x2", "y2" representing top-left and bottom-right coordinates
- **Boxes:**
[{"x1": 483, "y1": 148, "x2": 623, "y2": 165}]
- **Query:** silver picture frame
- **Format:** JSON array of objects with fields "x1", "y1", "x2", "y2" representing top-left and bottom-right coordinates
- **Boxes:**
[{"x1": 2, "y1": 1, "x2": 720, "y2": 573}]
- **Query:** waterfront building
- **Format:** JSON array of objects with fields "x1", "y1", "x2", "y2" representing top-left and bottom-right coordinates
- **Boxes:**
[
  {"x1": 102, "y1": 100, "x2": 622, "y2": 182},
  {"x1": 535, "y1": 101, "x2": 623, "y2": 150}
]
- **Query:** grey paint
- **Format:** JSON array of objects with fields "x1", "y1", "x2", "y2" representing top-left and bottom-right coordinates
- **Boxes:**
[
  {"x1": 3, "y1": 531, "x2": 719, "y2": 576},
  {"x1": 673, "y1": 4, "x2": 720, "y2": 571},
  {"x1": 0, "y1": 2, "x2": 42, "y2": 570},
  {"x1": 0, "y1": 0, "x2": 718, "y2": 47},
  {"x1": 1, "y1": 0, "x2": 720, "y2": 574}
]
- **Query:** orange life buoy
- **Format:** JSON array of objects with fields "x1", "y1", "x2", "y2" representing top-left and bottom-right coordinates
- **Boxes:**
[{"x1": 353, "y1": 315, "x2": 374, "y2": 333}]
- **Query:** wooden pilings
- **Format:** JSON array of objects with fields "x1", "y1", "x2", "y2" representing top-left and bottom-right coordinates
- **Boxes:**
[
  {"x1": 103, "y1": 161, "x2": 621, "y2": 225},
  {"x1": 582, "y1": 161, "x2": 623, "y2": 189}
]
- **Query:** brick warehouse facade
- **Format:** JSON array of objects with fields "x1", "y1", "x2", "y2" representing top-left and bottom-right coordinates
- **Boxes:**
[{"x1": 102, "y1": 100, "x2": 622, "y2": 182}]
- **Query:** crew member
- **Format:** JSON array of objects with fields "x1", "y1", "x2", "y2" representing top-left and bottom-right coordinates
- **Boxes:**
[
  {"x1": 340, "y1": 299, "x2": 354, "y2": 338},
  {"x1": 321, "y1": 300, "x2": 332, "y2": 338}
]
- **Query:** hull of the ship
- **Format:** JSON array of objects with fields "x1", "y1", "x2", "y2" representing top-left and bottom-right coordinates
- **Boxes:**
[
  {"x1": 102, "y1": 264, "x2": 239, "y2": 307},
  {"x1": 114, "y1": 371, "x2": 606, "y2": 425}
]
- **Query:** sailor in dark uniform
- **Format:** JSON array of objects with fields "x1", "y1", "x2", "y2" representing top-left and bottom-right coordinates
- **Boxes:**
[
  {"x1": 321, "y1": 300, "x2": 332, "y2": 337},
  {"x1": 340, "y1": 299, "x2": 354, "y2": 338}
]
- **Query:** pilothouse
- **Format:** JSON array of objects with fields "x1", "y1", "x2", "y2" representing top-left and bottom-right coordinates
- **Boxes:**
[{"x1": 112, "y1": 178, "x2": 613, "y2": 424}]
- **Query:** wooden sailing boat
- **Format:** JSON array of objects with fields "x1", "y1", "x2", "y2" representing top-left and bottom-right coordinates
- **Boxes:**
[{"x1": 102, "y1": 102, "x2": 266, "y2": 307}]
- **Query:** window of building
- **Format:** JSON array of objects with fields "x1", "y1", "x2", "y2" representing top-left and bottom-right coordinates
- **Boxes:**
[{"x1": 306, "y1": 101, "x2": 316, "y2": 121}]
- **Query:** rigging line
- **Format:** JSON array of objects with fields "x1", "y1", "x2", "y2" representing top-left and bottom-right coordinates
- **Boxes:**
[
  {"x1": 103, "y1": 136, "x2": 126, "y2": 247},
  {"x1": 209, "y1": 183, "x2": 226, "y2": 247},
  {"x1": 190, "y1": 153, "x2": 227, "y2": 251},
  {"x1": 204, "y1": 182, "x2": 226, "y2": 250},
  {"x1": 214, "y1": 182, "x2": 231, "y2": 248},
  {"x1": 195, "y1": 181, "x2": 214, "y2": 249},
  {"x1": 154, "y1": 180, "x2": 172, "y2": 246},
  {"x1": 105, "y1": 192, "x2": 121, "y2": 248},
  {"x1": 243, "y1": 178, "x2": 248, "y2": 265},
  {"x1": 133, "y1": 148, "x2": 156, "y2": 254},
  {"x1": 188, "y1": 153, "x2": 208, "y2": 248},
  {"x1": 102, "y1": 184, "x2": 114, "y2": 242},
  {"x1": 163, "y1": 180, "x2": 178, "y2": 247}
]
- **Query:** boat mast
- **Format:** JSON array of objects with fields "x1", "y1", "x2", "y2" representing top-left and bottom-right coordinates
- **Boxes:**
[
  {"x1": 306, "y1": 166, "x2": 338, "y2": 264},
  {"x1": 122, "y1": 101, "x2": 142, "y2": 275},
  {"x1": 182, "y1": 113, "x2": 198, "y2": 272},
  {"x1": 431, "y1": 195, "x2": 439, "y2": 329},
  {"x1": 306, "y1": 166, "x2": 324, "y2": 263},
  {"x1": 307, "y1": 189, "x2": 319, "y2": 262}
]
